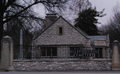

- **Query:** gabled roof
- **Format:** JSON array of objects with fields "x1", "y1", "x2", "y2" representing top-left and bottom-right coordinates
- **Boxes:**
[
  {"x1": 59, "y1": 16, "x2": 89, "y2": 39},
  {"x1": 33, "y1": 16, "x2": 89, "y2": 40}
]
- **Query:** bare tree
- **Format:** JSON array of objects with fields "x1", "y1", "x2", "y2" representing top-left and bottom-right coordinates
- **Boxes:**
[
  {"x1": 99, "y1": 3, "x2": 120, "y2": 48},
  {"x1": 57, "y1": 0, "x2": 91, "y2": 24},
  {"x1": 0, "y1": 0, "x2": 67, "y2": 42},
  {"x1": 0, "y1": 0, "x2": 68, "y2": 59}
]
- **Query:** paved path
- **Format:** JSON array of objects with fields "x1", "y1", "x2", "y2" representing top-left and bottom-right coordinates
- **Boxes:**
[{"x1": 0, "y1": 71, "x2": 120, "y2": 74}]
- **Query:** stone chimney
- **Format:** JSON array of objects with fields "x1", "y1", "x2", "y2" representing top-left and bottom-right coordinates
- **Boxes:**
[{"x1": 45, "y1": 13, "x2": 57, "y2": 28}]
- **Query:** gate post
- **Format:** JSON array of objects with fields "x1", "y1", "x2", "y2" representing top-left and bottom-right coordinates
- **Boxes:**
[
  {"x1": 0, "y1": 36, "x2": 14, "y2": 71},
  {"x1": 112, "y1": 40, "x2": 120, "y2": 70}
]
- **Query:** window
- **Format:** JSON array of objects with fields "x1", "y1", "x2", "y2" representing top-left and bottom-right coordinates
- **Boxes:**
[
  {"x1": 95, "y1": 48, "x2": 103, "y2": 58},
  {"x1": 58, "y1": 27, "x2": 63, "y2": 35},
  {"x1": 41, "y1": 47, "x2": 57, "y2": 58}
]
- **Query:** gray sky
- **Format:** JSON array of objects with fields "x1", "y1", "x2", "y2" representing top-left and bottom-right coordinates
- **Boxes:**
[
  {"x1": 33, "y1": 0, "x2": 120, "y2": 27},
  {"x1": 89, "y1": 0, "x2": 120, "y2": 27}
]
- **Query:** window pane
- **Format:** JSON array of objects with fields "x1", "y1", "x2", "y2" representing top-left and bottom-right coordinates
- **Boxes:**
[
  {"x1": 99, "y1": 48, "x2": 102, "y2": 58},
  {"x1": 95, "y1": 48, "x2": 98, "y2": 58},
  {"x1": 95, "y1": 48, "x2": 103, "y2": 58},
  {"x1": 70, "y1": 47, "x2": 74, "y2": 56},
  {"x1": 47, "y1": 48, "x2": 51, "y2": 56},
  {"x1": 41, "y1": 47, "x2": 57, "y2": 57},
  {"x1": 52, "y1": 47, "x2": 57, "y2": 56},
  {"x1": 59, "y1": 27, "x2": 62, "y2": 34},
  {"x1": 41, "y1": 47, "x2": 46, "y2": 56}
]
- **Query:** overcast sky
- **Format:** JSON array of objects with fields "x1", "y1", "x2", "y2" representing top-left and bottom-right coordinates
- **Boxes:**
[
  {"x1": 33, "y1": 0, "x2": 120, "y2": 27},
  {"x1": 89, "y1": 0, "x2": 120, "y2": 27}
]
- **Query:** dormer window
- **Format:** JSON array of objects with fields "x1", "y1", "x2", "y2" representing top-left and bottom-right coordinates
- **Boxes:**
[{"x1": 58, "y1": 27, "x2": 63, "y2": 35}]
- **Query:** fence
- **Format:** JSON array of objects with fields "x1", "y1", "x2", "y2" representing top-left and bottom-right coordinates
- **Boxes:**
[{"x1": 13, "y1": 44, "x2": 32, "y2": 59}]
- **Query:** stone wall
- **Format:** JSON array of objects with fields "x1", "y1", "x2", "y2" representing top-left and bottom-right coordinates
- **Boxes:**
[{"x1": 13, "y1": 59, "x2": 112, "y2": 71}]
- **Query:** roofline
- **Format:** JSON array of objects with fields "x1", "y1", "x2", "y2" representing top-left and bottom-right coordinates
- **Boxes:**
[
  {"x1": 33, "y1": 16, "x2": 89, "y2": 40},
  {"x1": 60, "y1": 16, "x2": 89, "y2": 39},
  {"x1": 33, "y1": 16, "x2": 61, "y2": 40},
  {"x1": 76, "y1": 26, "x2": 88, "y2": 36}
]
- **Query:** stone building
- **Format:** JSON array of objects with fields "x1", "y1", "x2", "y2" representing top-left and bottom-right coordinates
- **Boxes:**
[
  {"x1": 12, "y1": 14, "x2": 112, "y2": 71},
  {"x1": 32, "y1": 14, "x2": 110, "y2": 59}
]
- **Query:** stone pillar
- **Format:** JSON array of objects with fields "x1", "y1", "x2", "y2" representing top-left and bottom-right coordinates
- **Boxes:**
[
  {"x1": 112, "y1": 40, "x2": 120, "y2": 70},
  {"x1": 0, "y1": 36, "x2": 14, "y2": 71}
]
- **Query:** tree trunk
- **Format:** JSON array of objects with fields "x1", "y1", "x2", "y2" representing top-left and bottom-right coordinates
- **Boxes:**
[
  {"x1": 0, "y1": 0, "x2": 3, "y2": 56},
  {"x1": 0, "y1": 19, "x2": 2, "y2": 59},
  {"x1": 0, "y1": 17, "x2": 3, "y2": 60},
  {"x1": 0, "y1": 19, "x2": 3, "y2": 41}
]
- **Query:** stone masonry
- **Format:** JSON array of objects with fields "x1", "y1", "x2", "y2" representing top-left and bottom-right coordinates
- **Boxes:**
[
  {"x1": 33, "y1": 16, "x2": 110, "y2": 59},
  {"x1": 13, "y1": 59, "x2": 112, "y2": 71},
  {"x1": 33, "y1": 17, "x2": 90, "y2": 46},
  {"x1": 0, "y1": 36, "x2": 14, "y2": 71}
]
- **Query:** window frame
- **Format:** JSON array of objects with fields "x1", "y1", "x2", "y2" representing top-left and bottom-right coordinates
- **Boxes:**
[
  {"x1": 41, "y1": 47, "x2": 57, "y2": 58},
  {"x1": 94, "y1": 47, "x2": 103, "y2": 59},
  {"x1": 57, "y1": 26, "x2": 64, "y2": 35}
]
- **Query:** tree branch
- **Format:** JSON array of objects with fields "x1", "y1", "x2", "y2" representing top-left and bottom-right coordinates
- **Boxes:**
[
  {"x1": 3, "y1": 0, "x2": 16, "y2": 13},
  {"x1": 3, "y1": 1, "x2": 48, "y2": 24}
]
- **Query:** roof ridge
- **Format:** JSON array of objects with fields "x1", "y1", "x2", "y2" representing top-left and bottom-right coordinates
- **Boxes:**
[
  {"x1": 33, "y1": 16, "x2": 61, "y2": 40},
  {"x1": 60, "y1": 16, "x2": 88, "y2": 39},
  {"x1": 33, "y1": 16, "x2": 89, "y2": 40}
]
